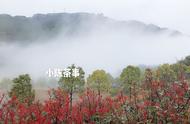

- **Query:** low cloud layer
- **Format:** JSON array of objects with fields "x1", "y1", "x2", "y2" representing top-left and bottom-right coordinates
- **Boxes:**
[{"x1": 0, "y1": 29, "x2": 190, "y2": 79}]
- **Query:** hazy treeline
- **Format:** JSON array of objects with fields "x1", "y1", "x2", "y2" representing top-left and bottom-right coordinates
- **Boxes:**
[
  {"x1": 0, "y1": 13, "x2": 181, "y2": 43},
  {"x1": 1, "y1": 55, "x2": 190, "y2": 98}
]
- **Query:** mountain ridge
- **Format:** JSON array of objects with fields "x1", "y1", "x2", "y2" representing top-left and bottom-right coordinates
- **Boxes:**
[{"x1": 0, "y1": 12, "x2": 184, "y2": 44}]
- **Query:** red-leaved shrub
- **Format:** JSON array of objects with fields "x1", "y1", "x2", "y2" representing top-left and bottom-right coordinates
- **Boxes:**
[{"x1": 0, "y1": 79, "x2": 190, "y2": 123}]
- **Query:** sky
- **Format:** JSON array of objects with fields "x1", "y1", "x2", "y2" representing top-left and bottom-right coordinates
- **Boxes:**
[{"x1": 0, "y1": 0, "x2": 190, "y2": 34}]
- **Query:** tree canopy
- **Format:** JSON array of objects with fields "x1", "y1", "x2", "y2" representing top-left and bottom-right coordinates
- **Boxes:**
[
  {"x1": 87, "y1": 70, "x2": 111, "y2": 95},
  {"x1": 9, "y1": 74, "x2": 35, "y2": 104}
]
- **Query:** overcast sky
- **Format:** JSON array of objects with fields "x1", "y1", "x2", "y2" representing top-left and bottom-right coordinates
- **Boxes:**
[{"x1": 0, "y1": 0, "x2": 190, "y2": 34}]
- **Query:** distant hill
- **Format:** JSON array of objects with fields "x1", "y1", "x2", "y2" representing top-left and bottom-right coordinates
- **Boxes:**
[{"x1": 0, "y1": 12, "x2": 183, "y2": 44}]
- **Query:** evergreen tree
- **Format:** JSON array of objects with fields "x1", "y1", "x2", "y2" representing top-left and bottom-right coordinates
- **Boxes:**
[{"x1": 9, "y1": 74, "x2": 35, "y2": 104}]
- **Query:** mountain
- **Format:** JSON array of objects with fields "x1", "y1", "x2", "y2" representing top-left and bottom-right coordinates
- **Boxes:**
[{"x1": 0, "y1": 12, "x2": 183, "y2": 44}]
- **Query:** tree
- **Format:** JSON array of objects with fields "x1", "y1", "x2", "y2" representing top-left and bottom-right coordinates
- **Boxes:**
[
  {"x1": 120, "y1": 65, "x2": 141, "y2": 102},
  {"x1": 171, "y1": 63, "x2": 190, "y2": 80},
  {"x1": 179, "y1": 55, "x2": 190, "y2": 66},
  {"x1": 144, "y1": 68, "x2": 154, "y2": 102},
  {"x1": 171, "y1": 63, "x2": 186, "y2": 79},
  {"x1": 9, "y1": 74, "x2": 35, "y2": 104},
  {"x1": 156, "y1": 64, "x2": 176, "y2": 83},
  {"x1": 144, "y1": 68, "x2": 154, "y2": 88},
  {"x1": 87, "y1": 70, "x2": 111, "y2": 96},
  {"x1": 58, "y1": 64, "x2": 85, "y2": 112}
]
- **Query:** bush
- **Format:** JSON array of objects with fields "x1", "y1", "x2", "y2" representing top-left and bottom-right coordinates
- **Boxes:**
[{"x1": 0, "y1": 78, "x2": 190, "y2": 123}]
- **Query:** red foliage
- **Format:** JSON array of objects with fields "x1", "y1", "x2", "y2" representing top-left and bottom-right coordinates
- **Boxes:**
[{"x1": 0, "y1": 80, "x2": 190, "y2": 123}]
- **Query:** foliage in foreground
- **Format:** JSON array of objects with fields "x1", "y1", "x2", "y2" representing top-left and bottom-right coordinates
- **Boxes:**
[{"x1": 1, "y1": 77, "x2": 190, "y2": 124}]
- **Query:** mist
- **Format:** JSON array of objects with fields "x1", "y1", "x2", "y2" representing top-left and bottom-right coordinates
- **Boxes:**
[{"x1": 0, "y1": 24, "x2": 190, "y2": 80}]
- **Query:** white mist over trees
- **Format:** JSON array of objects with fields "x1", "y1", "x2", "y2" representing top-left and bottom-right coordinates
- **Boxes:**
[{"x1": 0, "y1": 13, "x2": 190, "y2": 79}]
